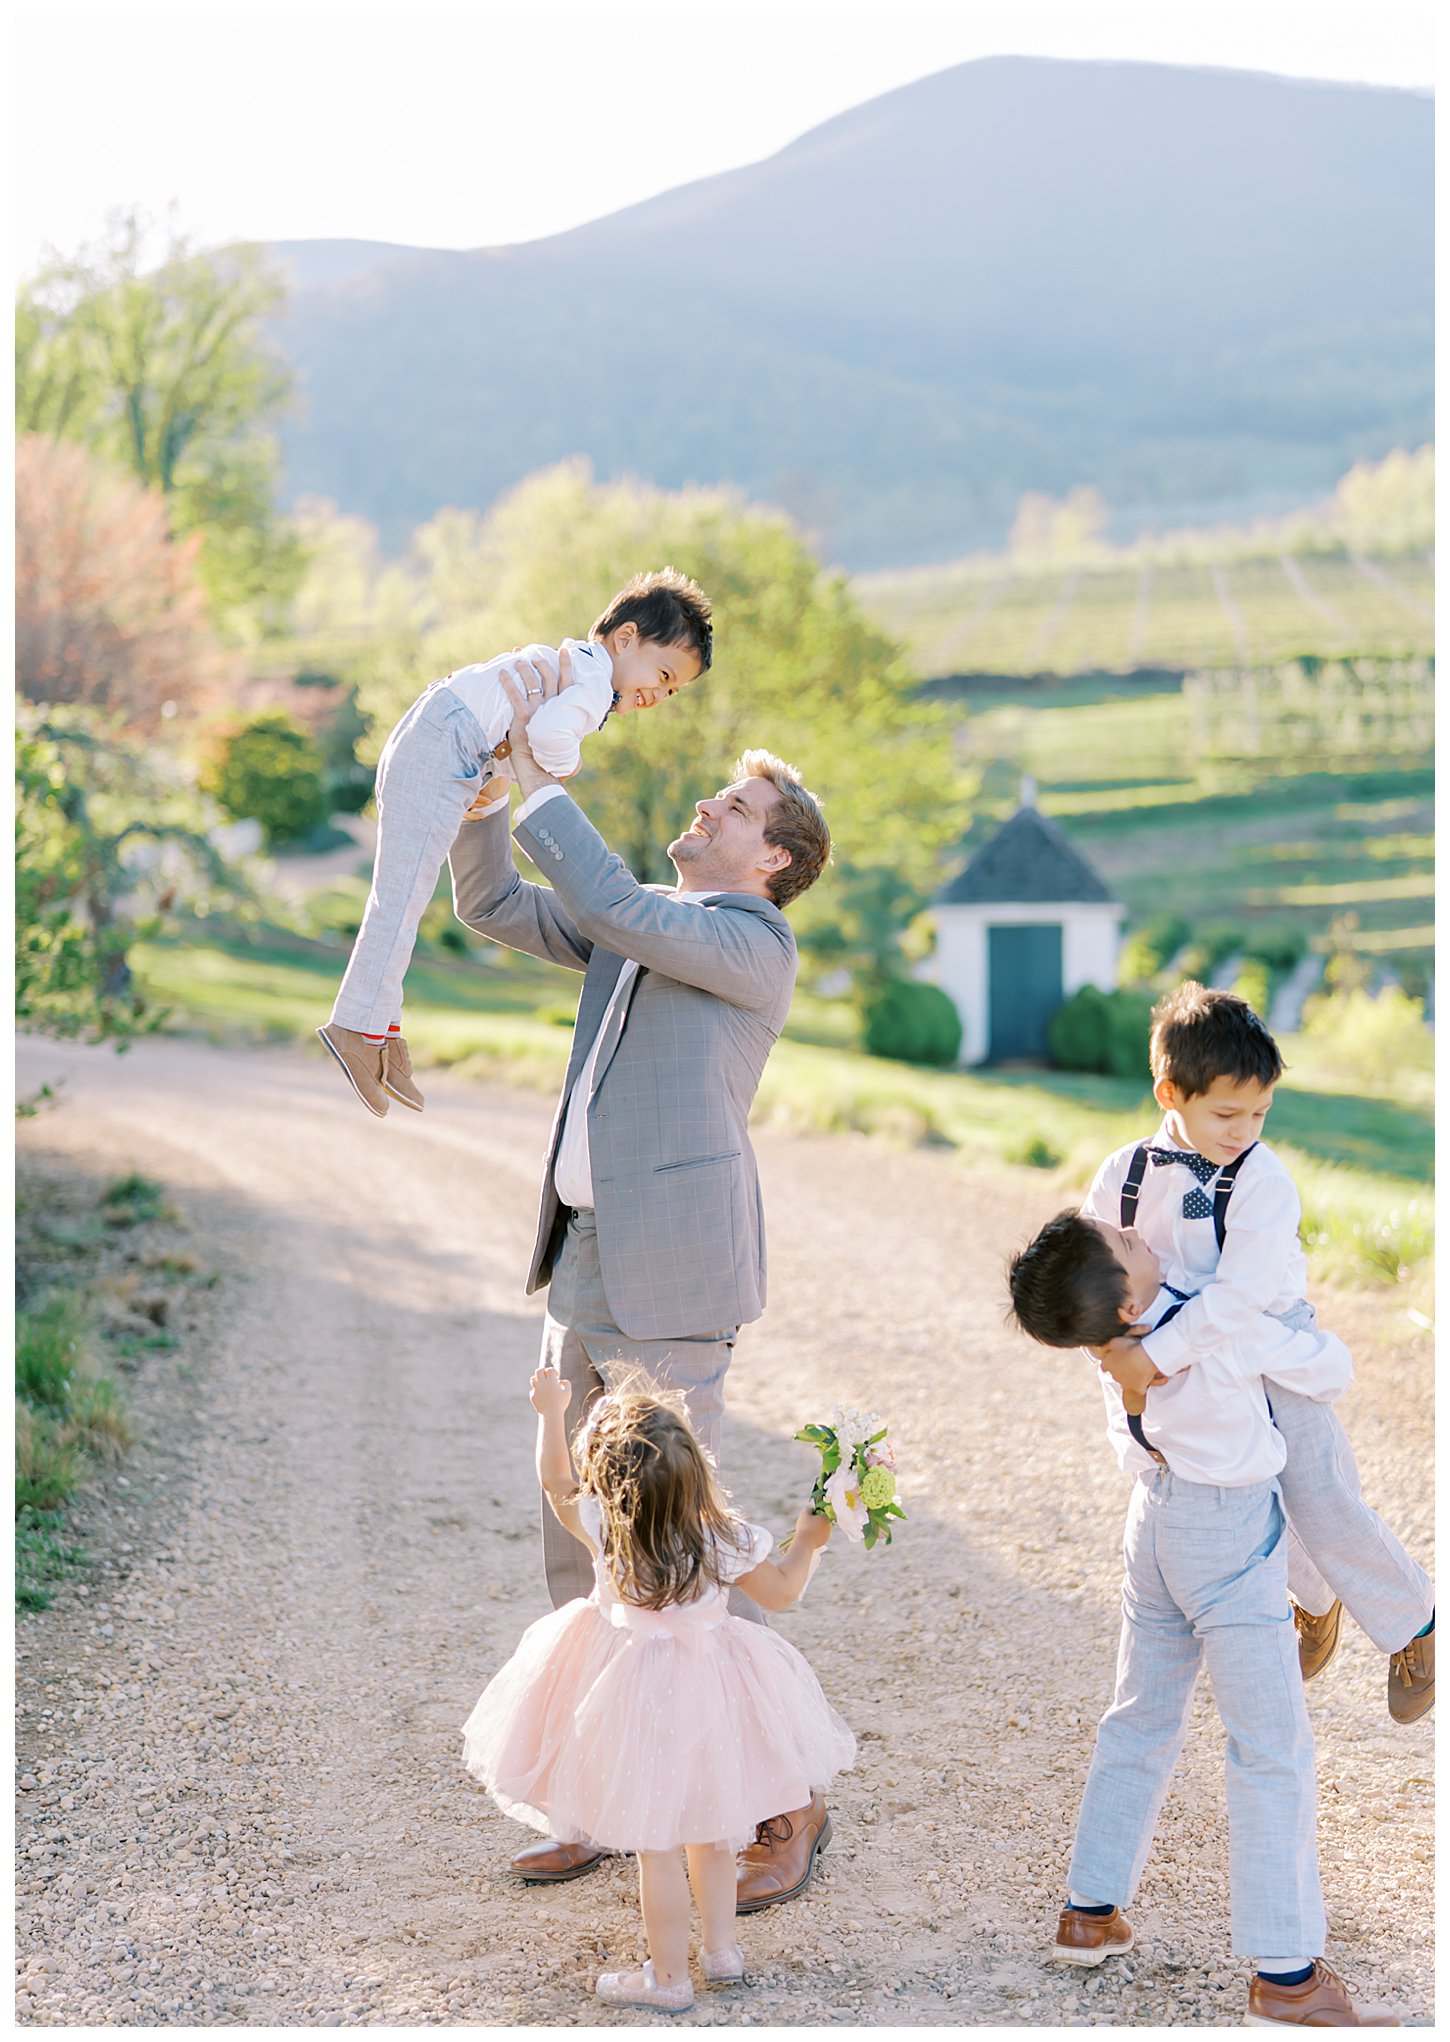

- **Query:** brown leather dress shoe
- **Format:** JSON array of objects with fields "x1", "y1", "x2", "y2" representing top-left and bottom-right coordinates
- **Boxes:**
[
  {"x1": 508, "y1": 1835, "x2": 609, "y2": 1882},
  {"x1": 734, "y1": 1793, "x2": 831, "y2": 1913},
  {"x1": 1293, "y1": 1598, "x2": 1343, "y2": 1683},
  {"x1": 1052, "y1": 1906, "x2": 1134, "y2": 1966},
  {"x1": 1388, "y1": 1626, "x2": 1434, "y2": 1724},
  {"x1": 1247, "y1": 1958, "x2": 1400, "y2": 2025}
]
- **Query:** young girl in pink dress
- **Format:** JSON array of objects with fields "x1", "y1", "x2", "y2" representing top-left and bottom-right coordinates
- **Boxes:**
[{"x1": 461, "y1": 1369, "x2": 855, "y2": 2013}]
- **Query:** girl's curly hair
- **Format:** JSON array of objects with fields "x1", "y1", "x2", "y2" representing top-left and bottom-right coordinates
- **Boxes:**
[{"x1": 575, "y1": 1377, "x2": 753, "y2": 1609}]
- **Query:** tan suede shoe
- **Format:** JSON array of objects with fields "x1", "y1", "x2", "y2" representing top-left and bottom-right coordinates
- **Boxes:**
[
  {"x1": 316, "y1": 1025, "x2": 389, "y2": 1116},
  {"x1": 1052, "y1": 1906, "x2": 1134, "y2": 1966},
  {"x1": 1388, "y1": 1625, "x2": 1434, "y2": 1724},
  {"x1": 1247, "y1": 1959, "x2": 1400, "y2": 2025},
  {"x1": 507, "y1": 1835, "x2": 609, "y2": 1883},
  {"x1": 382, "y1": 1033, "x2": 424, "y2": 1111},
  {"x1": 1293, "y1": 1598, "x2": 1343, "y2": 1683},
  {"x1": 735, "y1": 1793, "x2": 831, "y2": 1913}
]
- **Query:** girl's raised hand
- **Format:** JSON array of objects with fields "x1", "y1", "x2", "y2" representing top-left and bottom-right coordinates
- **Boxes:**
[
  {"x1": 530, "y1": 1367, "x2": 573, "y2": 1416},
  {"x1": 792, "y1": 1507, "x2": 833, "y2": 1552}
]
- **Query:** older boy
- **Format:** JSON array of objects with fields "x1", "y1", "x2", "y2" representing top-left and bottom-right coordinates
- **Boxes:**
[
  {"x1": 1088, "y1": 984, "x2": 1433, "y2": 1722},
  {"x1": 1009, "y1": 1210, "x2": 1400, "y2": 2026}
]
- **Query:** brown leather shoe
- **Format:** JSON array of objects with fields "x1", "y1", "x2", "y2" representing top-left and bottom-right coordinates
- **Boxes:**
[
  {"x1": 1388, "y1": 1625, "x2": 1434, "y2": 1724},
  {"x1": 1293, "y1": 1599, "x2": 1343, "y2": 1683},
  {"x1": 734, "y1": 1794, "x2": 831, "y2": 1913},
  {"x1": 317, "y1": 1024, "x2": 390, "y2": 1116},
  {"x1": 1247, "y1": 1958, "x2": 1400, "y2": 2025},
  {"x1": 1052, "y1": 1906, "x2": 1134, "y2": 1966},
  {"x1": 508, "y1": 1835, "x2": 609, "y2": 1883},
  {"x1": 382, "y1": 1032, "x2": 425, "y2": 1111}
]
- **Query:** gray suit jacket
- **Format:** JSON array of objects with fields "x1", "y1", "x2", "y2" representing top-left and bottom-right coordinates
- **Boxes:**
[{"x1": 448, "y1": 793, "x2": 797, "y2": 1339}]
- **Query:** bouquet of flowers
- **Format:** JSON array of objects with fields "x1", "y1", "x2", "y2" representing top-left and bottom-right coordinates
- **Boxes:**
[{"x1": 791, "y1": 1402, "x2": 904, "y2": 1550}]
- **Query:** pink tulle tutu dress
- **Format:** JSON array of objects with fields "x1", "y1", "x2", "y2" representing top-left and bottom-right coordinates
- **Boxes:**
[{"x1": 461, "y1": 1495, "x2": 855, "y2": 1852}]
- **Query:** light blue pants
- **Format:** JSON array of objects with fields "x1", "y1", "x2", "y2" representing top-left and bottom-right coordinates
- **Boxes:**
[
  {"x1": 1069, "y1": 1469, "x2": 1325, "y2": 1959},
  {"x1": 330, "y1": 684, "x2": 491, "y2": 1035},
  {"x1": 1272, "y1": 1387, "x2": 1433, "y2": 1651}
]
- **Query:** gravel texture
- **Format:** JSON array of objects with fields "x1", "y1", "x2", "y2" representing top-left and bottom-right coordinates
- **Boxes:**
[{"x1": 14, "y1": 1035, "x2": 1435, "y2": 2027}]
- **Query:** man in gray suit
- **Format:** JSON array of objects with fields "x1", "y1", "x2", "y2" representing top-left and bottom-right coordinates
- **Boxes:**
[{"x1": 449, "y1": 656, "x2": 834, "y2": 1907}]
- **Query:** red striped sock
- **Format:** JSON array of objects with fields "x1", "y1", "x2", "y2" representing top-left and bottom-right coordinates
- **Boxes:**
[{"x1": 359, "y1": 1022, "x2": 400, "y2": 1044}]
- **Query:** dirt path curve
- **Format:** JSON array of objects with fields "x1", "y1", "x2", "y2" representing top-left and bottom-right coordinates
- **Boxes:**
[{"x1": 15, "y1": 1037, "x2": 1434, "y2": 2027}]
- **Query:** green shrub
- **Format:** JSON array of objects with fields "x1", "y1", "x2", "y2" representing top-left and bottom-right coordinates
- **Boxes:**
[
  {"x1": 1048, "y1": 984, "x2": 1112, "y2": 1072},
  {"x1": 862, "y1": 979, "x2": 963, "y2": 1067},
  {"x1": 1050, "y1": 984, "x2": 1152, "y2": 1079},
  {"x1": 1244, "y1": 925, "x2": 1307, "y2": 974},
  {"x1": 1103, "y1": 989, "x2": 1155, "y2": 1080},
  {"x1": 1005, "y1": 1133, "x2": 1063, "y2": 1169},
  {"x1": 1232, "y1": 961, "x2": 1272, "y2": 1019},
  {"x1": 1299, "y1": 984, "x2": 1432, "y2": 1093},
  {"x1": 203, "y1": 711, "x2": 328, "y2": 847},
  {"x1": 1120, "y1": 911, "x2": 1192, "y2": 985},
  {"x1": 15, "y1": 1402, "x2": 79, "y2": 1514}
]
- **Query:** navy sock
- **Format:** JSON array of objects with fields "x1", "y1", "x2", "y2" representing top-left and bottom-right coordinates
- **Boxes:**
[
  {"x1": 1066, "y1": 1901, "x2": 1114, "y2": 1916},
  {"x1": 1257, "y1": 1964, "x2": 1315, "y2": 1988}
]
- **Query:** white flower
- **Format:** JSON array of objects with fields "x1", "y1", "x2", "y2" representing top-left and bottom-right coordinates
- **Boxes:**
[{"x1": 825, "y1": 1463, "x2": 869, "y2": 1544}]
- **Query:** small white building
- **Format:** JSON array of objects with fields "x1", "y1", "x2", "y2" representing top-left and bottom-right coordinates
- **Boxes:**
[{"x1": 929, "y1": 787, "x2": 1125, "y2": 1066}]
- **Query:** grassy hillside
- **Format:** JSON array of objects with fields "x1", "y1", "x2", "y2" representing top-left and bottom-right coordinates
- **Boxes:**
[{"x1": 857, "y1": 549, "x2": 1434, "y2": 677}]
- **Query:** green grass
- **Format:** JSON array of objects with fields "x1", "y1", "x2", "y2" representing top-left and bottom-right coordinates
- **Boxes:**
[
  {"x1": 858, "y1": 550, "x2": 1434, "y2": 678},
  {"x1": 137, "y1": 925, "x2": 1431, "y2": 1295}
]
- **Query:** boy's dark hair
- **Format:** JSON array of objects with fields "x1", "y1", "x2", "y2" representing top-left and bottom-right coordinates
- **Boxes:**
[
  {"x1": 1149, "y1": 980, "x2": 1284, "y2": 1097},
  {"x1": 1007, "y1": 1209, "x2": 1131, "y2": 1349},
  {"x1": 593, "y1": 568, "x2": 713, "y2": 674}
]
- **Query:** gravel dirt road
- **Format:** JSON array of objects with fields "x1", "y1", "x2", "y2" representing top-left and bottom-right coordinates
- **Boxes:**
[{"x1": 14, "y1": 1036, "x2": 1435, "y2": 2027}]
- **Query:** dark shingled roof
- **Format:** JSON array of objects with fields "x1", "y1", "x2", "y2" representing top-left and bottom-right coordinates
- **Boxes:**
[{"x1": 938, "y1": 805, "x2": 1118, "y2": 907}]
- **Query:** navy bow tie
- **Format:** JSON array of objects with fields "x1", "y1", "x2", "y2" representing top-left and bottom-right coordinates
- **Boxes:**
[{"x1": 1147, "y1": 1146, "x2": 1217, "y2": 1220}]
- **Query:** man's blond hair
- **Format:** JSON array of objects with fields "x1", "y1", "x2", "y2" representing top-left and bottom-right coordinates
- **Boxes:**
[{"x1": 737, "y1": 749, "x2": 830, "y2": 908}]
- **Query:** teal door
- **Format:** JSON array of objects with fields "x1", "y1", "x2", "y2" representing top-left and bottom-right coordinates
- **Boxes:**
[{"x1": 988, "y1": 923, "x2": 1063, "y2": 1062}]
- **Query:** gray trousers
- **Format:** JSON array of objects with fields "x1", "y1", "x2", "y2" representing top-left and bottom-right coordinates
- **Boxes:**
[
  {"x1": 1069, "y1": 1469, "x2": 1325, "y2": 1959},
  {"x1": 1272, "y1": 1388, "x2": 1434, "y2": 1651},
  {"x1": 331, "y1": 683, "x2": 491, "y2": 1035},
  {"x1": 539, "y1": 1208, "x2": 762, "y2": 1622}
]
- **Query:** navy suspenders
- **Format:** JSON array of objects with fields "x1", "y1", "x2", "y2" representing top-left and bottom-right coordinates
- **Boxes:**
[
  {"x1": 1118, "y1": 1141, "x2": 1257, "y2": 1250},
  {"x1": 1116, "y1": 1140, "x2": 1259, "y2": 1462}
]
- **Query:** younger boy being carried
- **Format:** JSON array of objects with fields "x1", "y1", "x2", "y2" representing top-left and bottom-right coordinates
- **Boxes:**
[
  {"x1": 318, "y1": 569, "x2": 712, "y2": 1117},
  {"x1": 1087, "y1": 983, "x2": 1433, "y2": 1722},
  {"x1": 1009, "y1": 1207, "x2": 1400, "y2": 2026}
]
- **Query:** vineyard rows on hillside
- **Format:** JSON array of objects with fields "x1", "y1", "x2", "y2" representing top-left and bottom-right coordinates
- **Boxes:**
[{"x1": 858, "y1": 551, "x2": 1434, "y2": 678}]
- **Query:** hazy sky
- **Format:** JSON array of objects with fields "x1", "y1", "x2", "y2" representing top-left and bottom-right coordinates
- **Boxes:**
[{"x1": 14, "y1": 4, "x2": 1437, "y2": 280}]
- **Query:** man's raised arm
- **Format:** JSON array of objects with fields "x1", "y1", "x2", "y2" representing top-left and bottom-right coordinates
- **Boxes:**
[
  {"x1": 513, "y1": 792, "x2": 794, "y2": 1015},
  {"x1": 448, "y1": 797, "x2": 593, "y2": 973}
]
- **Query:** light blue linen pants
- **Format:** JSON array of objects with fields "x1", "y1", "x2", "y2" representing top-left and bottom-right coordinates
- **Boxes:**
[
  {"x1": 1272, "y1": 1387, "x2": 1433, "y2": 1650},
  {"x1": 1068, "y1": 1468, "x2": 1325, "y2": 1959},
  {"x1": 330, "y1": 684, "x2": 491, "y2": 1035}
]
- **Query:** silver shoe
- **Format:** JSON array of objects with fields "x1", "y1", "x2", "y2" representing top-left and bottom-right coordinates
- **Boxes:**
[
  {"x1": 594, "y1": 1961, "x2": 694, "y2": 2012},
  {"x1": 701, "y1": 1943, "x2": 746, "y2": 1987}
]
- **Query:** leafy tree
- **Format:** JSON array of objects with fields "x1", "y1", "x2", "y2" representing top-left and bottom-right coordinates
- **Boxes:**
[
  {"x1": 354, "y1": 462, "x2": 974, "y2": 968},
  {"x1": 202, "y1": 711, "x2": 328, "y2": 846},
  {"x1": 16, "y1": 704, "x2": 250, "y2": 1046},
  {"x1": 16, "y1": 435, "x2": 233, "y2": 732},
  {"x1": 16, "y1": 209, "x2": 302, "y2": 622}
]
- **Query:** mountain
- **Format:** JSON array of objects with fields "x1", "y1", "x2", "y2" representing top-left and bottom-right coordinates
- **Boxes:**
[{"x1": 267, "y1": 58, "x2": 1432, "y2": 570}]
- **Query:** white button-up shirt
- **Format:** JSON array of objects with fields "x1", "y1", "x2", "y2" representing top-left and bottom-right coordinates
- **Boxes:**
[
  {"x1": 1082, "y1": 1122, "x2": 1309, "y2": 1376},
  {"x1": 1095, "y1": 1268, "x2": 1352, "y2": 1486},
  {"x1": 443, "y1": 638, "x2": 614, "y2": 778}
]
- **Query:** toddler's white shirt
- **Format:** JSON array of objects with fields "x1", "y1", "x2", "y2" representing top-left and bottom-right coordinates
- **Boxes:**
[
  {"x1": 1082, "y1": 1125, "x2": 1308, "y2": 1376},
  {"x1": 442, "y1": 639, "x2": 615, "y2": 779},
  {"x1": 1094, "y1": 1267, "x2": 1352, "y2": 1486}
]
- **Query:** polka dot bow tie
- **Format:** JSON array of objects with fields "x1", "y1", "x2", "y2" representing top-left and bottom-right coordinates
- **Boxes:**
[{"x1": 1147, "y1": 1146, "x2": 1218, "y2": 1220}]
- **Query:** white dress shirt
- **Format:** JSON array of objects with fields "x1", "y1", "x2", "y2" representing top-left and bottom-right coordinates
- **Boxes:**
[
  {"x1": 442, "y1": 638, "x2": 614, "y2": 779},
  {"x1": 551, "y1": 884, "x2": 719, "y2": 1211},
  {"x1": 1096, "y1": 1269, "x2": 1352, "y2": 1486},
  {"x1": 1082, "y1": 1123, "x2": 1310, "y2": 1376}
]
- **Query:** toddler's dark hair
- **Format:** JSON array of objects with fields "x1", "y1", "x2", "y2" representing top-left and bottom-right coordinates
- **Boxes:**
[
  {"x1": 1149, "y1": 980, "x2": 1283, "y2": 1098},
  {"x1": 1007, "y1": 1209, "x2": 1131, "y2": 1348},
  {"x1": 593, "y1": 568, "x2": 713, "y2": 674}
]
